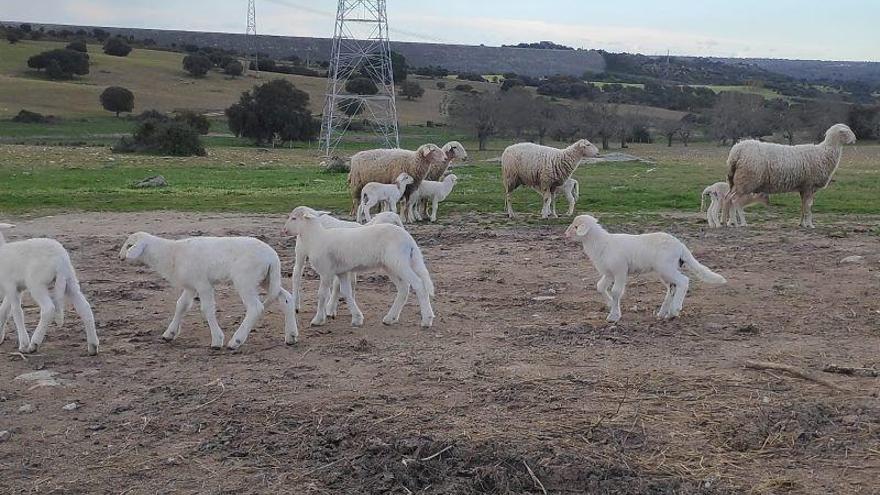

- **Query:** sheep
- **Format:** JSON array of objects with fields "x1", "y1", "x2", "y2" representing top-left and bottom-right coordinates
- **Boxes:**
[
  {"x1": 357, "y1": 173, "x2": 414, "y2": 223},
  {"x1": 412, "y1": 142, "x2": 468, "y2": 220},
  {"x1": 119, "y1": 232, "x2": 297, "y2": 350},
  {"x1": 701, "y1": 181, "x2": 769, "y2": 228},
  {"x1": 722, "y1": 123, "x2": 857, "y2": 228},
  {"x1": 551, "y1": 177, "x2": 580, "y2": 217},
  {"x1": 289, "y1": 207, "x2": 404, "y2": 315},
  {"x1": 284, "y1": 206, "x2": 435, "y2": 329},
  {"x1": 405, "y1": 174, "x2": 458, "y2": 222},
  {"x1": 502, "y1": 139, "x2": 600, "y2": 218},
  {"x1": 0, "y1": 224, "x2": 99, "y2": 355},
  {"x1": 564, "y1": 215, "x2": 727, "y2": 323},
  {"x1": 348, "y1": 144, "x2": 448, "y2": 215}
]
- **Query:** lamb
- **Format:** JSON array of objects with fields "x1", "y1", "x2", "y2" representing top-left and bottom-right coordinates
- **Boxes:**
[
  {"x1": 348, "y1": 144, "x2": 448, "y2": 215},
  {"x1": 119, "y1": 232, "x2": 297, "y2": 350},
  {"x1": 411, "y1": 142, "x2": 468, "y2": 220},
  {"x1": 502, "y1": 139, "x2": 599, "y2": 218},
  {"x1": 405, "y1": 174, "x2": 458, "y2": 222},
  {"x1": 357, "y1": 173, "x2": 414, "y2": 223},
  {"x1": 284, "y1": 206, "x2": 435, "y2": 329},
  {"x1": 565, "y1": 215, "x2": 727, "y2": 323},
  {"x1": 722, "y1": 123, "x2": 856, "y2": 228},
  {"x1": 551, "y1": 177, "x2": 580, "y2": 217},
  {"x1": 0, "y1": 224, "x2": 99, "y2": 355},
  {"x1": 700, "y1": 181, "x2": 769, "y2": 228}
]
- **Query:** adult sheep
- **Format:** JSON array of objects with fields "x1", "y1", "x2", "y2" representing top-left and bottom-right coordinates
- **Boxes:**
[
  {"x1": 722, "y1": 123, "x2": 856, "y2": 228},
  {"x1": 347, "y1": 144, "x2": 448, "y2": 215},
  {"x1": 502, "y1": 139, "x2": 599, "y2": 218}
]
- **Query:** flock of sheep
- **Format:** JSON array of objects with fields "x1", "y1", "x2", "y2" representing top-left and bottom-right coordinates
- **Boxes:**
[{"x1": 0, "y1": 123, "x2": 858, "y2": 356}]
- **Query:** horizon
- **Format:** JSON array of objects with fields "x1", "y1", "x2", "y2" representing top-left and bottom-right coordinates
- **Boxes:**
[{"x1": 1, "y1": 0, "x2": 879, "y2": 63}]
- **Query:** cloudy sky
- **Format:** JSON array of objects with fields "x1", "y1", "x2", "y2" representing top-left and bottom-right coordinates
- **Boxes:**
[{"x1": 2, "y1": 0, "x2": 878, "y2": 61}]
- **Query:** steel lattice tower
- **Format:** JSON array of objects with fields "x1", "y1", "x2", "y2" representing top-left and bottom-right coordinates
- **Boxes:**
[
  {"x1": 246, "y1": 0, "x2": 259, "y2": 77},
  {"x1": 320, "y1": 0, "x2": 400, "y2": 156}
]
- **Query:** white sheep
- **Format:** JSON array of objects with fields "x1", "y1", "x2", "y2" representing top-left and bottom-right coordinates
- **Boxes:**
[
  {"x1": 565, "y1": 215, "x2": 727, "y2": 322},
  {"x1": 502, "y1": 139, "x2": 599, "y2": 218},
  {"x1": 284, "y1": 206, "x2": 435, "y2": 329},
  {"x1": 357, "y1": 173, "x2": 414, "y2": 223},
  {"x1": 722, "y1": 123, "x2": 856, "y2": 228},
  {"x1": 405, "y1": 174, "x2": 458, "y2": 222},
  {"x1": 348, "y1": 144, "x2": 448, "y2": 215},
  {"x1": 0, "y1": 224, "x2": 99, "y2": 355},
  {"x1": 551, "y1": 177, "x2": 580, "y2": 217},
  {"x1": 701, "y1": 181, "x2": 769, "y2": 228},
  {"x1": 413, "y1": 142, "x2": 468, "y2": 219},
  {"x1": 119, "y1": 233, "x2": 297, "y2": 350}
]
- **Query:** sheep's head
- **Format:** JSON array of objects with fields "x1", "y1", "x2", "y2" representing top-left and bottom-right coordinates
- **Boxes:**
[
  {"x1": 442, "y1": 141, "x2": 468, "y2": 162},
  {"x1": 119, "y1": 232, "x2": 152, "y2": 261},
  {"x1": 572, "y1": 139, "x2": 600, "y2": 158},
  {"x1": 418, "y1": 144, "x2": 447, "y2": 164},
  {"x1": 395, "y1": 173, "x2": 415, "y2": 186},
  {"x1": 564, "y1": 215, "x2": 599, "y2": 240},
  {"x1": 444, "y1": 173, "x2": 459, "y2": 185},
  {"x1": 283, "y1": 206, "x2": 321, "y2": 235},
  {"x1": 369, "y1": 212, "x2": 405, "y2": 228},
  {"x1": 825, "y1": 124, "x2": 856, "y2": 145}
]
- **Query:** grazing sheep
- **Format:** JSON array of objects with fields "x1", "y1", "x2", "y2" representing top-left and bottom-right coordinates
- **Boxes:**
[
  {"x1": 701, "y1": 182, "x2": 769, "y2": 228},
  {"x1": 565, "y1": 215, "x2": 726, "y2": 322},
  {"x1": 406, "y1": 174, "x2": 458, "y2": 222},
  {"x1": 722, "y1": 123, "x2": 856, "y2": 228},
  {"x1": 0, "y1": 224, "x2": 99, "y2": 355},
  {"x1": 502, "y1": 139, "x2": 599, "y2": 218},
  {"x1": 551, "y1": 177, "x2": 580, "y2": 217},
  {"x1": 119, "y1": 233, "x2": 297, "y2": 350},
  {"x1": 348, "y1": 144, "x2": 448, "y2": 215},
  {"x1": 284, "y1": 207, "x2": 435, "y2": 329},
  {"x1": 357, "y1": 173, "x2": 414, "y2": 223}
]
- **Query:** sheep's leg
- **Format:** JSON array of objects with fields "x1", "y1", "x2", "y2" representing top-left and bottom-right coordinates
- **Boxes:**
[
  {"x1": 292, "y1": 248, "x2": 306, "y2": 313},
  {"x1": 430, "y1": 198, "x2": 439, "y2": 222},
  {"x1": 310, "y1": 278, "x2": 331, "y2": 327},
  {"x1": 656, "y1": 283, "x2": 674, "y2": 319},
  {"x1": 383, "y1": 275, "x2": 410, "y2": 325},
  {"x1": 8, "y1": 292, "x2": 30, "y2": 353},
  {"x1": 326, "y1": 276, "x2": 342, "y2": 318},
  {"x1": 363, "y1": 201, "x2": 373, "y2": 223},
  {"x1": 227, "y1": 287, "x2": 265, "y2": 350},
  {"x1": 68, "y1": 285, "x2": 98, "y2": 356},
  {"x1": 25, "y1": 284, "x2": 57, "y2": 354},
  {"x1": 596, "y1": 276, "x2": 613, "y2": 306},
  {"x1": 566, "y1": 192, "x2": 576, "y2": 216},
  {"x1": 541, "y1": 190, "x2": 555, "y2": 219},
  {"x1": 707, "y1": 199, "x2": 720, "y2": 228},
  {"x1": 163, "y1": 289, "x2": 195, "y2": 342},
  {"x1": 668, "y1": 272, "x2": 690, "y2": 317},
  {"x1": 0, "y1": 297, "x2": 9, "y2": 346},
  {"x1": 505, "y1": 189, "x2": 515, "y2": 218},
  {"x1": 736, "y1": 206, "x2": 748, "y2": 227},
  {"x1": 336, "y1": 273, "x2": 364, "y2": 327},
  {"x1": 277, "y1": 287, "x2": 298, "y2": 345},
  {"x1": 720, "y1": 192, "x2": 734, "y2": 226},
  {"x1": 800, "y1": 191, "x2": 815, "y2": 228},
  {"x1": 606, "y1": 274, "x2": 627, "y2": 323},
  {"x1": 401, "y1": 268, "x2": 434, "y2": 328},
  {"x1": 197, "y1": 288, "x2": 225, "y2": 349}
]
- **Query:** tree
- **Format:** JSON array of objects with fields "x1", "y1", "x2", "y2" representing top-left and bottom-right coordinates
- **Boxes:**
[
  {"x1": 27, "y1": 49, "x2": 90, "y2": 80},
  {"x1": 183, "y1": 54, "x2": 212, "y2": 77},
  {"x1": 100, "y1": 86, "x2": 135, "y2": 117},
  {"x1": 225, "y1": 79, "x2": 320, "y2": 145},
  {"x1": 92, "y1": 28, "x2": 109, "y2": 41},
  {"x1": 398, "y1": 80, "x2": 424, "y2": 100},
  {"x1": 448, "y1": 91, "x2": 499, "y2": 151},
  {"x1": 6, "y1": 29, "x2": 22, "y2": 44},
  {"x1": 224, "y1": 60, "x2": 244, "y2": 77},
  {"x1": 173, "y1": 110, "x2": 211, "y2": 135},
  {"x1": 391, "y1": 51, "x2": 407, "y2": 83},
  {"x1": 708, "y1": 92, "x2": 770, "y2": 144},
  {"x1": 19, "y1": 23, "x2": 32, "y2": 33},
  {"x1": 345, "y1": 77, "x2": 379, "y2": 95},
  {"x1": 496, "y1": 87, "x2": 537, "y2": 139},
  {"x1": 66, "y1": 40, "x2": 88, "y2": 53},
  {"x1": 103, "y1": 37, "x2": 132, "y2": 57}
]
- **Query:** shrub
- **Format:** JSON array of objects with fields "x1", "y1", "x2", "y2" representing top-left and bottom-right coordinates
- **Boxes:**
[
  {"x1": 173, "y1": 110, "x2": 211, "y2": 135},
  {"x1": 66, "y1": 40, "x2": 88, "y2": 53},
  {"x1": 103, "y1": 37, "x2": 132, "y2": 57},
  {"x1": 114, "y1": 119, "x2": 206, "y2": 156},
  {"x1": 12, "y1": 110, "x2": 54, "y2": 124},
  {"x1": 135, "y1": 109, "x2": 168, "y2": 122},
  {"x1": 399, "y1": 80, "x2": 425, "y2": 100},
  {"x1": 100, "y1": 86, "x2": 135, "y2": 117},
  {"x1": 27, "y1": 49, "x2": 90, "y2": 79},
  {"x1": 225, "y1": 79, "x2": 320, "y2": 145},
  {"x1": 92, "y1": 28, "x2": 109, "y2": 41},
  {"x1": 345, "y1": 77, "x2": 379, "y2": 95},
  {"x1": 249, "y1": 58, "x2": 277, "y2": 72},
  {"x1": 224, "y1": 60, "x2": 244, "y2": 77},
  {"x1": 183, "y1": 54, "x2": 212, "y2": 77},
  {"x1": 454, "y1": 84, "x2": 473, "y2": 92},
  {"x1": 457, "y1": 72, "x2": 486, "y2": 82},
  {"x1": 436, "y1": 81, "x2": 446, "y2": 90},
  {"x1": 6, "y1": 29, "x2": 23, "y2": 44}
]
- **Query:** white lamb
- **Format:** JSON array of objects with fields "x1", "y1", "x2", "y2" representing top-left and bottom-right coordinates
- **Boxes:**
[
  {"x1": 700, "y1": 181, "x2": 769, "y2": 228},
  {"x1": 284, "y1": 206, "x2": 435, "y2": 329},
  {"x1": 119, "y1": 232, "x2": 297, "y2": 350},
  {"x1": 405, "y1": 174, "x2": 458, "y2": 222},
  {"x1": 357, "y1": 173, "x2": 414, "y2": 223},
  {"x1": 565, "y1": 215, "x2": 727, "y2": 323},
  {"x1": 551, "y1": 177, "x2": 580, "y2": 217},
  {"x1": 0, "y1": 224, "x2": 99, "y2": 355}
]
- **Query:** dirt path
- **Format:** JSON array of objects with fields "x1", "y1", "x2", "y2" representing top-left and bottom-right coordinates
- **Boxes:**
[{"x1": 1, "y1": 212, "x2": 878, "y2": 494}]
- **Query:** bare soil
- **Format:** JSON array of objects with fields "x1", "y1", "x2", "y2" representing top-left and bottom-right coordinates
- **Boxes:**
[{"x1": 1, "y1": 212, "x2": 878, "y2": 494}]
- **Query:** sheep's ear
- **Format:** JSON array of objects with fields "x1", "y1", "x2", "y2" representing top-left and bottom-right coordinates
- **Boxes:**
[
  {"x1": 576, "y1": 222, "x2": 591, "y2": 236},
  {"x1": 126, "y1": 240, "x2": 147, "y2": 260},
  {"x1": 303, "y1": 212, "x2": 317, "y2": 220},
  {"x1": 316, "y1": 211, "x2": 331, "y2": 216}
]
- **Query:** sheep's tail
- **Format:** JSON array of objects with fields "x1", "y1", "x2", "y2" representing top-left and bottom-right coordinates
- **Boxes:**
[
  {"x1": 265, "y1": 257, "x2": 284, "y2": 304},
  {"x1": 680, "y1": 246, "x2": 727, "y2": 285},
  {"x1": 0, "y1": 223, "x2": 14, "y2": 246},
  {"x1": 726, "y1": 144, "x2": 742, "y2": 189},
  {"x1": 410, "y1": 245, "x2": 435, "y2": 297}
]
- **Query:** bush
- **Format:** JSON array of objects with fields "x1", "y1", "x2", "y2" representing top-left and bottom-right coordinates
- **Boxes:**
[
  {"x1": 436, "y1": 81, "x2": 446, "y2": 90},
  {"x1": 27, "y1": 49, "x2": 90, "y2": 79},
  {"x1": 225, "y1": 79, "x2": 320, "y2": 145},
  {"x1": 183, "y1": 54, "x2": 212, "y2": 77},
  {"x1": 399, "y1": 80, "x2": 424, "y2": 100},
  {"x1": 249, "y1": 58, "x2": 277, "y2": 72},
  {"x1": 100, "y1": 86, "x2": 135, "y2": 117},
  {"x1": 224, "y1": 60, "x2": 244, "y2": 77},
  {"x1": 6, "y1": 29, "x2": 23, "y2": 44},
  {"x1": 66, "y1": 40, "x2": 88, "y2": 53},
  {"x1": 173, "y1": 110, "x2": 211, "y2": 135},
  {"x1": 457, "y1": 72, "x2": 486, "y2": 82},
  {"x1": 12, "y1": 110, "x2": 54, "y2": 124},
  {"x1": 345, "y1": 77, "x2": 379, "y2": 95},
  {"x1": 92, "y1": 28, "x2": 109, "y2": 41},
  {"x1": 135, "y1": 109, "x2": 169, "y2": 122},
  {"x1": 454, "y1": 84, "x2": 473, "y2": 92},
  {"x1": 114, "y1": 119, "x2": 206, "y2": 156},
  {"x1": 103, "y1": 37, "x2": 132, "y2": 57}
]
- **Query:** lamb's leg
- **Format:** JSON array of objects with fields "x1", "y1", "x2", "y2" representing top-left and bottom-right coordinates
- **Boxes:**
[
  {"x1": 8, "y1": 292, "x2": 30, "y2": 353},
  {"x1": 720, "y1": 192, "x2": 735, "y2": 226},
  {"x1": 800, "y1": 190, "x2": 815, "y2": 228},
  {"x1": 336, "y1": 273, "x2": 364, "y2": 327},
  {"x1": 541, "y1": 190, "x2": 555, "y2": 219},
  {"x1": 668, "y1": 272, "x2": 690, "y2": 317},
  {"x1": 310, "y1": 277, "x2": 331, "y2": 327},
  {"x1": 68, "y1": 284, "x2": 98, "y2": 355},
  {"x1": 326, "y1": 276, "x2": 342, "y2": 318},
  {"x1": 383, "y1": 275, "x2": 410, "y2": 325},
  {"x1": 596, "y1": 276, "x2": 613, "y2": 306},
  {"x1": 0, "y1": 297, "x2": 10, "y2": 345},
  {"x1": 363, "y1": 201, "x2": 373, "y2": 222},
  {"x1": 707, "y1": 198, "x2": 720, "y2": 228},
  {"x1": 607, "y1": 274, "x2": 627, "y2": 323},
  {"x1": 277, "y1": 288, "x2": 298, "y2": 345},
  {"x1": 505, "y1": 188, "x2": 515, "y2": 218},
  {"x1": 430, "y1": 198, "x2": 439, "y2": 222},
  {"x1": 197, "y1": 288, "x2": 225, "y2": 349},
  {"x1": 736, "y1": 206, "x2": 748, "y2": 227},
  {"x1": 26, "y1": 284, "x2": 57, "y2": 353},
  {"x1": 402, "y1": 268, "x2": 434, "y2": 328},
  {"x1": 566, "y1": 191, "x2": 576, "y2": 216},
  {"x1": 656, "y1": 283, "x2": 674, "y2": 319},
  {"x1": 163, "y1": 289, "x2": 195, "y2": 342},
  {"x1": 292, "y1": 248, "x2": 306, "y2": 313},
  {"x1": 227, "y1": 287, "x2": 265, "y2": 350}
]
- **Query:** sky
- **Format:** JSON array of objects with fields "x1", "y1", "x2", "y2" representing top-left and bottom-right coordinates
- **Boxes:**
[{"x1": 1, "y1": 0, "x2": 878, "y2": 62}]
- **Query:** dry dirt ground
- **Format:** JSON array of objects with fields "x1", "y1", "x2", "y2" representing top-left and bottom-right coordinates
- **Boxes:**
[{"x1": 1, "y1": 211, "x2": 878, "y2": 494}]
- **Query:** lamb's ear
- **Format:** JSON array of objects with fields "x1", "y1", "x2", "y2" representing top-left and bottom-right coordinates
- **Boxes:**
[
  {"x1": 576, "y1": 222, "x2": 591, "y2": 236},
  {"x1": 126, "y1": 239, "x2": 147, "y2": 260},
  {"x1": 303, "y1": 212, "x2": 318, "y2": 220}
]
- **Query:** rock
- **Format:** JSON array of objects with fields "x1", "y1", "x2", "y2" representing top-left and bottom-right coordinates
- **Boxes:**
[
  {"x1": 133, "y1": 175, "x2": 169, "y2": 188},
  {"x1": 14, "y1": 370, "x2": 65, "y2": 388},
  {"x1": 840, "y1": 255, "x2": 865, "y2": 264},
  {"x1": 18, "y1": 404, "x2": 34, "y2": 414},
  {"x1": 62, "y1": 402, "x2": 79, "y2": 411},
  {"x1": 0, "y1": 430, "x2": 9, "y2": 442}
]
